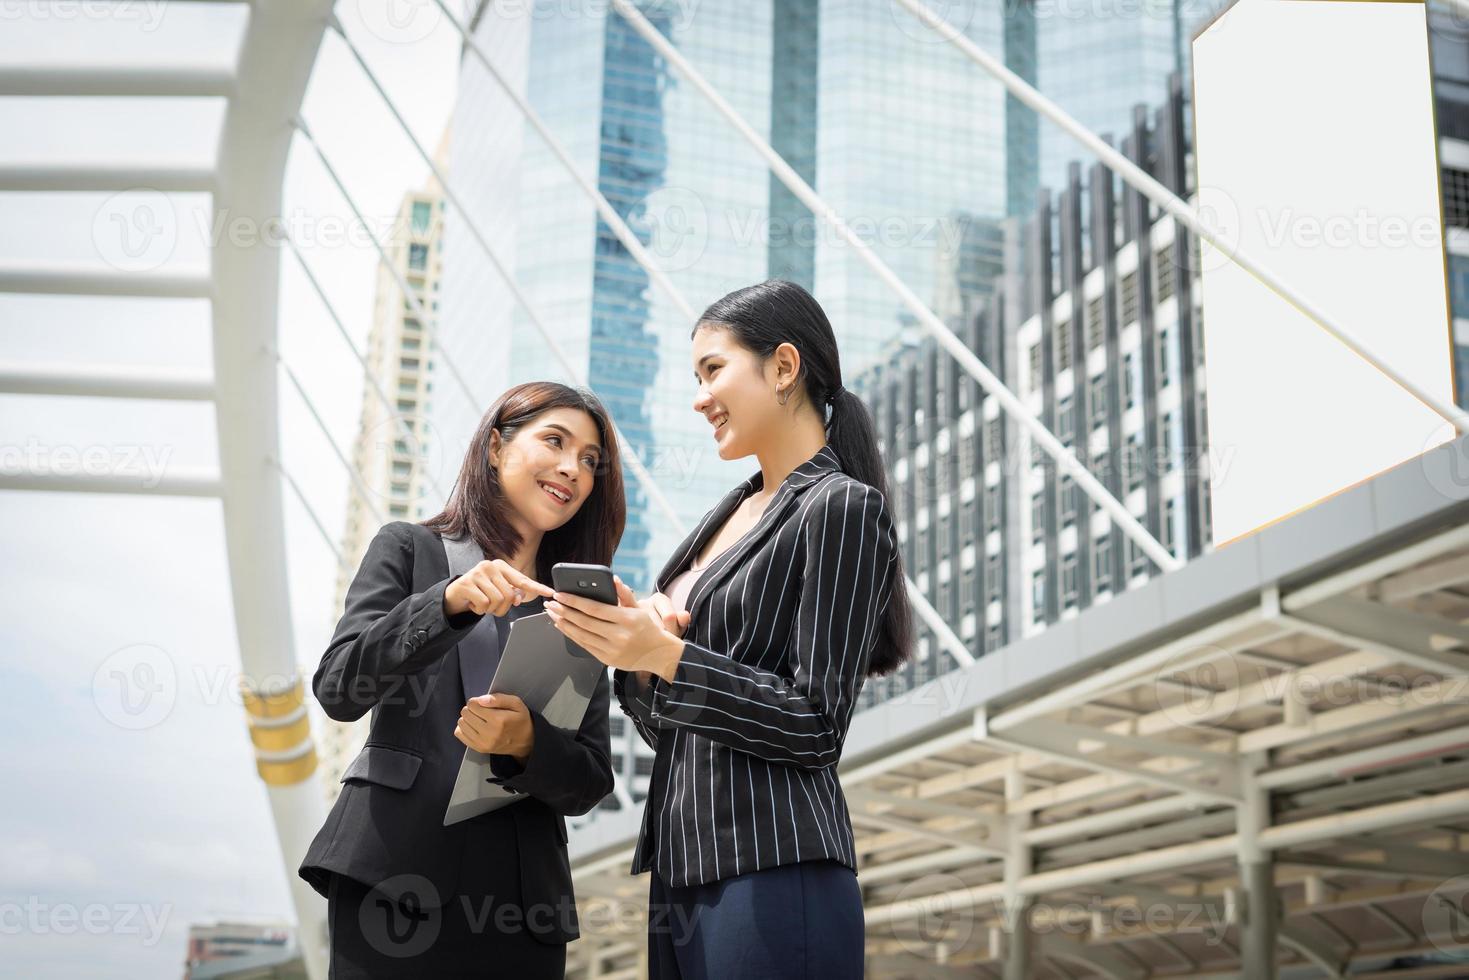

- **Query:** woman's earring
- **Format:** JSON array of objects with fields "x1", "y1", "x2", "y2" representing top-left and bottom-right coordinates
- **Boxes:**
[{"x1": 776, "y1": 384, "x2": 791, "y2": 407}]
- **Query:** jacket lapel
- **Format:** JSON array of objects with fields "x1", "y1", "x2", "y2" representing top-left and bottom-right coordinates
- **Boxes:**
[
  {"x1": 438, "y1": 532, "x2": 502, "y2": 702},
  {"x1": 664, "y1": 444, "x2": 844, "y2": 626}
]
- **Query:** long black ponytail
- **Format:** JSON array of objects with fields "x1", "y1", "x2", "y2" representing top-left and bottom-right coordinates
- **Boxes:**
[{"x1": 695, "y1": 279, "x2": 914, "y2": 677}]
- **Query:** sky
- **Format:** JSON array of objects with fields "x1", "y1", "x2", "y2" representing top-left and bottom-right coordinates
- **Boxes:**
[{"x1": 0, "y1": 3, "x2": 471, "y2": 975}]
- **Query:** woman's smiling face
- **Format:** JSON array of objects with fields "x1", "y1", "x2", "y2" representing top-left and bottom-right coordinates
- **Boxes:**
[
  {"x1": 489, "y1": 407, "x2": 603, "y2": 531},
  {"x1": 691, "y1": 323, "x2": 787, "y2": 460}
]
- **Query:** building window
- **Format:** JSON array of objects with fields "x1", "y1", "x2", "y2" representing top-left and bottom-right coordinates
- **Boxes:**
[
  {"x1": 1157, "y1": 327, "x2": 1173, "y2": 389},
  {"x1": 635, "y1": 755, "x2": 656, "y2": 777},
  {"x1": 985, "y1": 417, "x2": 1002, "y2": 457},
  {"x1": 1088, "y1": 373, "x2": 1107, "y2": 431},
  {"x1": 1127, "y1": 537, "x2": 1149, "y2": 579},
  {"x1": 411, "y1": 200, "x2": 433, "y2": 233},
  {"x1": 986, "y1": 553, "x2": 1002, "y2": 604},
  {"x1": 1125, "y1": 432, "x2": 1144, "y2": 492},
  {"x1": 408, "y1": 243, "x2": 428, "y2": 271},
  {"x1": 1451, "y1": 253, "x2": 1469, "y2": 320},
  {"x1": 959, "y1": 430, "x2": 975, "y2": 476},
  {"x1": 1057, "y1": 395, "x2": 1074, "y2": 446},
  {"x1": 1093, "y1": 534, "x2": 1112, "y2": 592},
  {"x1": 985, "y1": 483, "x2": 1001, "y2": 533},
  {"x1": 1084, "y1": 304, "x2": 1103, "y2": 351},
  {"x1": 960, "y1": 503, "x2": 974, "y2": 544},
  {"x1": 939, "y1": 515, "x2": 951, "y2": 561},
  {"x1": 1162, "y1": 411, "x2": 1179, "y2": 470},
  {"x1": 1061, "y1": 553, "x2": 1079, "y2": 610},
  {"x1": 986, "y1": 623, "x2": 1004, "y2": 651},
  {"x1": 1164, "y1": 496, "x2": 1179, "y2": 553},
  {"x1": 1031, "y1": 492, "x2": 1045, "y2": 545},
  {"x1": 1124, "y1": 352, "x2": 1137, "y2": 410},
  {"x1": 1056, "y1": 322, "x2": 1072, "y2": 373},
  {"x1": 1087, "y1": 295, "x2": 1104, "y2": 344},
  {"x1": 1031, "y1": 570, "x2": 1046, "y2": 622},
  {"x1": 1060, "y1": 475, "x2": 1078, "y2": 528},
  {"x1": 1120, "y1": 271, "x2": 1139, "y2": 326},
  {"x1": 1444, "y1": 167, "x2": 1469, "y2": 228},
  {"x1": 963, "y1": 566, "x2": 977, "y2": 605},
  {"x1": 1028, "y1": 342, "x2": 1043, "y2": 392},
  {"x1": 1154, "y1": 246, "x2": 1175, "y2": 303}
]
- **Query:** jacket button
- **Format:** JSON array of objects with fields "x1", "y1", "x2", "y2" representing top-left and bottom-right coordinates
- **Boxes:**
[{"x1": 415, "y1": 629, "x2": 428, "y2": 640}]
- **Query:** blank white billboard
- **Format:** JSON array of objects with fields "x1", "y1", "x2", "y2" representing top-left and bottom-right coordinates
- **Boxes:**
[{"x1": 1192, "y1": 0, "x2": 1455, "y2": 547}]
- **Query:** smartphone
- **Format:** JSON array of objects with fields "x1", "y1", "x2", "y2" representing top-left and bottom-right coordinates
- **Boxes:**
[{"x1": 551, "y1": 562, "x2": 618, "y2": 605}]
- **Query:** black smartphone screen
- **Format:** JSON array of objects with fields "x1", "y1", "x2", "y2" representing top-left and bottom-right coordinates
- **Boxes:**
[{"x1": 551, "y1": 562, "x2": 618, "y2": 605}]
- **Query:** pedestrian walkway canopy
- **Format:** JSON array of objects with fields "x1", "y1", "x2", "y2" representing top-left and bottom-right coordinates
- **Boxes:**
[{"x1": 567, "y1": 432, "x2": 1469, "y2": 979}]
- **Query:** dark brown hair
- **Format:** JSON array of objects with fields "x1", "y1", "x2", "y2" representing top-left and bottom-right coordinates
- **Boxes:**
[
  {"x1": 697, "y1": 279, "x2": 914, "y2": 677},
  {"x1": 421, "y1": 382, "x2": 625, "y2": 583}
]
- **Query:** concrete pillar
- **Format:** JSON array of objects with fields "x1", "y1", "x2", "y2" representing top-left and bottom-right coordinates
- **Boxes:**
[
  {"x1": 1237, "y1": 758, "x2": 1278, "y2": 980},
  {"x1": 1003, "y1": 765, "x2": 1035, "y2": 980}
]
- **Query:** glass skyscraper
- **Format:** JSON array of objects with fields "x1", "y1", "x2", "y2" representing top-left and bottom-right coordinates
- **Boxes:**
[{"x1": 439, "y1": 0, "x2": 1045, "y2": 595}]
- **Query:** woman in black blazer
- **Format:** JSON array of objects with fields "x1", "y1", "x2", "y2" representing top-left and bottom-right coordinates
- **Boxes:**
[
  {"x1": 545, "y1": 280, "x2": 915, "y2": 979},
  {"x1": 299, "y1": 381, "x2": 621, "y2": 979}
]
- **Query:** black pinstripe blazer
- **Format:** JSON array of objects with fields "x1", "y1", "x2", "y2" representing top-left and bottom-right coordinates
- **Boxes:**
[{"x1": 612, "y1": 444, "x2": 899, "y2": 887}]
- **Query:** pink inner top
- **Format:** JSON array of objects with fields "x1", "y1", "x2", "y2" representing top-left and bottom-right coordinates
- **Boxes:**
[{"x1": 665, "y1": 564, "x2": 704, "y2": 615}]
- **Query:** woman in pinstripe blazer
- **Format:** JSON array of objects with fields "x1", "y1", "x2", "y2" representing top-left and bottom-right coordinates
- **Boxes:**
[{"x1": 545, "y1": 279, "x2": 915, "y2": 978}]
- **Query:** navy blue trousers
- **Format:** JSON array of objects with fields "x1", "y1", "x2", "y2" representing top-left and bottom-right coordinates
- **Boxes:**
[{"x1": 647, "y1": 859, "x2": 864, "y2": 979}]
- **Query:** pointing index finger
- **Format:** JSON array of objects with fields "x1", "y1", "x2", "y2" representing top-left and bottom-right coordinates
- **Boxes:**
[{"x1": 505, "y1": 566, "x2": 555, "y2": 599}]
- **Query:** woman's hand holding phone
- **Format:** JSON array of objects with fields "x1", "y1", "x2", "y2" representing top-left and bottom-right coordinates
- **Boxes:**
[
  {"x1": 546, "y1": 575, "x2": 687, "y2": 681},
  {"x1": 635, "y1": 591, "x2": 689, "y2": 685},
  {"x1": 445, "y1": 558, "x2": 554, "y2": 618}
]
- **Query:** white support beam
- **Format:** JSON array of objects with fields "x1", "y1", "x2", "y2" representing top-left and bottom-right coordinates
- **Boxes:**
[
  {"x1": 987, "y1": 606, "x2": 1267, "y2": 730},
  {"x1": 0, "y1": 64, "x2": 236, "y2": 98},
  {"x1": 847, "y1": 808, "x2": 1007, "y2": 856},
  {"x1": 0, "y1": 466, "x2": 221, "y2": 496},
  {"x1": 0, "y1": 361, "x2": 215, "y2": 401},
  {"x1": 0, "y1": 266, "x2": 212, "y2": 299},
  {"x1": 211, "y1": 4, "x2": 332, "y2": 977},
  {"x1": 0, "y1": 162, "x2": 217, "y2": 193},
  {"x1": 975, "y1": 709, "x2": 1243, "y2": 804},
  {"x1": 1260, "y1": 725, "x2": 1469, "y2": 789},
  {"x1": 1282, "y1": 596, "x2": 1469, "y2": 676}
]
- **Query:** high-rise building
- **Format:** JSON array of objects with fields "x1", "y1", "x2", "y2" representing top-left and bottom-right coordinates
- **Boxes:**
[
  {"x1": 857, "y1": 52, "x2": 1469, "y2": 706},
  {"x1": 856, "y1": 77, "x2": 1206, "y2": 703},
  {"x1": 315, "y1": 146, "x2": 448, "y2": 803}
]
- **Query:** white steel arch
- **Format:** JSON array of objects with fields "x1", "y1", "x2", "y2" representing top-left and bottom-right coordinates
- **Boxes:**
[{"x1": 0, "y1": 2, "x2": 335, "y2": 975}]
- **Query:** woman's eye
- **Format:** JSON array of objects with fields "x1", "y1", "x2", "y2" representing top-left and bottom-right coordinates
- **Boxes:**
[{"x1": 546, "y1": 435, "x2": 561, "y2": 447}]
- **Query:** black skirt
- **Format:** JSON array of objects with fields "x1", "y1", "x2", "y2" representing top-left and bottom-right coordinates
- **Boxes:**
[{"x1": 325, "y1": 825, "x2": 567, "y2": 980}]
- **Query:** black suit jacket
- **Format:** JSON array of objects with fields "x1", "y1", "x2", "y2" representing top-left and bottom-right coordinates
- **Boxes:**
[
  {"x1": 298, "y1": 521, "x2": 614, "y2": 943},
  {"x1": 612, "y1": 444, "x2": 899, "y2": 888}
]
